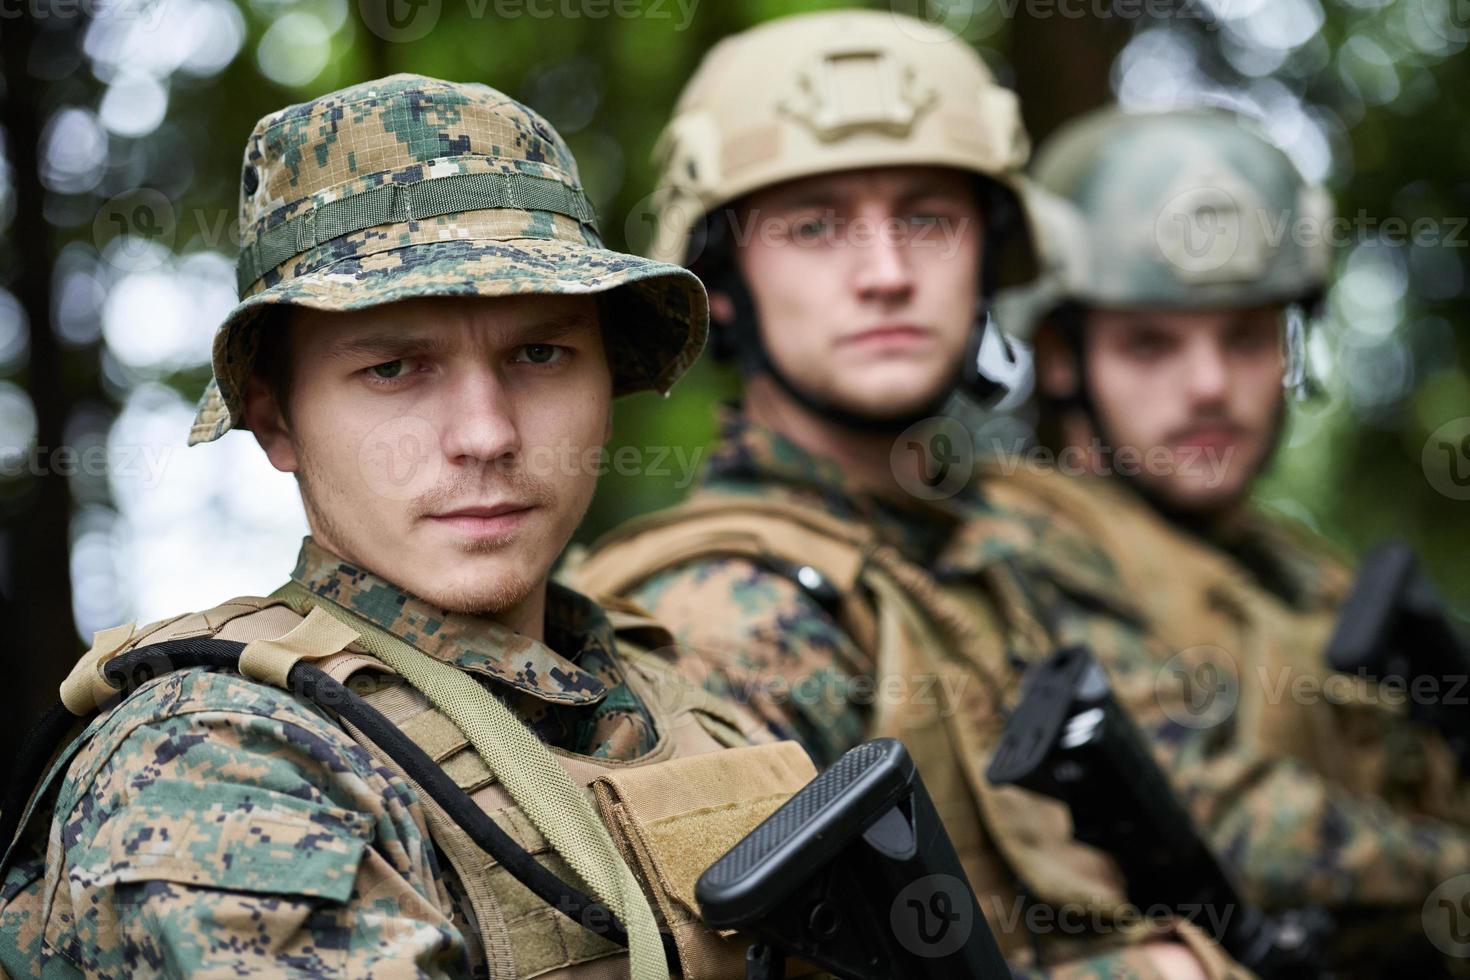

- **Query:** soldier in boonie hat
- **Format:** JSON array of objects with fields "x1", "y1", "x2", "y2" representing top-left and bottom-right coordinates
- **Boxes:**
[
  {"x1": 189, "y1": 71, "x2": 707, "y2": 445},
  {"x1": 0, "y1": 75, "x2": 831, "y2": 980}
]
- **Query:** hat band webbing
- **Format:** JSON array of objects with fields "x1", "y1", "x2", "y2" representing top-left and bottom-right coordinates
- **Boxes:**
[{"x1": 236, "y1": 170, "x2": 599, "y2": 294}]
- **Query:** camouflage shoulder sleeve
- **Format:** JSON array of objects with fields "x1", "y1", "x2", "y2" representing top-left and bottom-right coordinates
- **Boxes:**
[
  {"x1": 1051, "y1": 574, "x2": 1470, "y2": 913},
  {"x1": 630, "y1": 556, "x2": 870, "y2": 766},
  {"x1": 4, "y1": 666, "x2": 469, "y2": 979}
]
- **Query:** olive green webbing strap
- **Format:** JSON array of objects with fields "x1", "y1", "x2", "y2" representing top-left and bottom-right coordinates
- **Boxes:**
[
  {"x1": 272, "y1": 582, "x2": 668, "y2": 980},
  {"x1": 236, "y1": 170, "x2": 600, "y2": 294}
]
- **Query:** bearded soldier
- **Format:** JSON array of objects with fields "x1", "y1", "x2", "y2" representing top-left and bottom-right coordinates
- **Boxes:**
[
  {"x1": 572, "y1": 12, "x2": 1253, "y2": 978},
  {"x1": 985, "y1": 106, "x2": 1470, "y2": 971},
  {"x1": 0, "y1": 75, "x2": 834, "y2": 979}
]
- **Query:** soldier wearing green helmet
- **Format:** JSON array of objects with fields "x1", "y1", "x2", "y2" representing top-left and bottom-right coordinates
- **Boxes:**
[
  {"x1": 988, "y1": 106, "x2": 1470, "y2": 972},
  {"x1": 0, "y1": 74, "x2": 832, "y2": 979}
]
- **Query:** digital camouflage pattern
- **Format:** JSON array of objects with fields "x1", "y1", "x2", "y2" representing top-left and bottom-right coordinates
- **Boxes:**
[
  {"x1": 617, "y1": 406, "x2": 1470, "y2": 968},
  {"x1": 294, "y1": 537, "x2": 659, "y2": 759},
  {"x1": 985, "y1": 464, "x2": 1470, "y2": 830},
  {"x1": 190, "y1": 73, "x2": 708, "y2": 445},
  {"x1": 0, "y1": 538, "x2": 663, "y2": 977}
]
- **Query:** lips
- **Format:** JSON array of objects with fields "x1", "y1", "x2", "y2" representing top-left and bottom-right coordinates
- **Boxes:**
[
  {"x1": 433, "y1": 504, "x2": 532, "y2": 519},
  {"x1": 1170, "y1": 427, "x2": 1241, "y2": 452},
  {"x1": 839, "y1": 324, "x2": 934, "y2": 348},
  {"x1": 426, "y1": 503, "x2": 536, "y2": 537}
]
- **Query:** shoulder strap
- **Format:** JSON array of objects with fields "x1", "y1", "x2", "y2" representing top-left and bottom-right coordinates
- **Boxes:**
[{"x1": 273, "y1": 582, "x2": 669, "y2": 980}]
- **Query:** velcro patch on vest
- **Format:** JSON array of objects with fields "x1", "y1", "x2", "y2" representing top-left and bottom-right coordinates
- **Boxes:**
[{"x1": 591, "y1": 740, "x2": 816, "y2": 978}]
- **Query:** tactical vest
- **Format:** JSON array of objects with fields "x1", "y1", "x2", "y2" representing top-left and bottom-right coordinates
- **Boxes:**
[
  {"x1": 9, "y1": 591, "x2": 817, "y2": 980},
  {"x1": 568, "y1": 494, "x2": 1241, "y2": 972},
  {"x1": 979, "y1": 465, "x2": 1468, "y2": 821}
]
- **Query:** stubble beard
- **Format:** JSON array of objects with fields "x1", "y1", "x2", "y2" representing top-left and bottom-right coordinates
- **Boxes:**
[{"x1": 294, "y1": 448, "x2": 584, "y2": 616}]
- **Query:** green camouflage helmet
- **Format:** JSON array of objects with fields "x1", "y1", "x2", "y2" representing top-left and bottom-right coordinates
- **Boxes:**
[
  {"x1": 188, "y1": 73, "x2": 708, "y2": 446},
  {"x1": 999, "y1": 106, "x2": 1333, "y2": 340}
]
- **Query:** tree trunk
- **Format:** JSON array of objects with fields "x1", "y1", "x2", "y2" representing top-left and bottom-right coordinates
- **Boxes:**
[{"x1": 1, "y1": 13, "x2": 80, "y2": 767}]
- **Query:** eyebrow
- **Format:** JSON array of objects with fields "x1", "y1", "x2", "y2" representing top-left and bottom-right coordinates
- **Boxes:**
[{"x1": 325, "y1": 313, "x2": 595, "y2": 361}]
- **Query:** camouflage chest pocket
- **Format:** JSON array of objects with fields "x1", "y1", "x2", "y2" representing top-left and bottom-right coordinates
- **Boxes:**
[{"x1": 69, "y1": 779, "x2": 374, "y2": 903}]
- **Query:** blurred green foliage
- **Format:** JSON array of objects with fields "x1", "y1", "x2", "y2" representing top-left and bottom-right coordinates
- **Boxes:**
[{"x1": 10, "y1": 0, "x2": 1470, "y2": 619}]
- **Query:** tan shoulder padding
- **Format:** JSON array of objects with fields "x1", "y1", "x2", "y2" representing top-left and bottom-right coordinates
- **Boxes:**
[
  {"x1": 572, "y1": 494, "x2": 874, "y2": 599},
  {"x1": 131, "y1": 595, "x2": 394, "y2": 686}
]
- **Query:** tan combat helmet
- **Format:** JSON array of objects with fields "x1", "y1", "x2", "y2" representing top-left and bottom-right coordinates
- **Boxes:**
[
  {"x1": 1000, "y1": 106, "x2": 1334, "y2": 343},
  {"x1": 646, "y1": 9, "x2": 1039, "y2": 285}
]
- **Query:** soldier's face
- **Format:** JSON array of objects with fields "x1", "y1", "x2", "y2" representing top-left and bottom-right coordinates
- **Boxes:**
[
  {"x1": 727, "y1": 166, "x2": 982, "y2": 420},
  {"x1": 1080, "y1": 305, "x2": 1286, "y2": 514},
  {"x1": 254, "y1": 293, "x2": 611, "y2": 622}
]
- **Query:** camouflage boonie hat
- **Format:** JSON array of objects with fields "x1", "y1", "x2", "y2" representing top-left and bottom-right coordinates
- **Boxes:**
[{"x1": 189, "y1": 73, "x2": 708, "y2": 445}]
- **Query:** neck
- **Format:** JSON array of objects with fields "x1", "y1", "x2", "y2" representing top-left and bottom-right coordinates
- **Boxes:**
[
  {"x1": 745, "y1": 374, "x2": 918, "y2": 500},
  {"x1": 497, "y1": 586, "x2": 547, "y2": 642}
]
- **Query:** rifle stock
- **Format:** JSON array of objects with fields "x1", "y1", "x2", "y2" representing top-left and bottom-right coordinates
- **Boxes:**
[
  {"x1": 987, "y1": 646, "x2": 1329, "y2": 979},
  {"x1": 1325, "y1": 540, "x2": 1470, "y2": 773},
  {"x1": 698, "y1": 738, "x2": 1012, "y2": 980}
]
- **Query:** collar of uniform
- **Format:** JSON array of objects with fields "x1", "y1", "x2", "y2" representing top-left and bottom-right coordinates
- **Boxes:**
[
  {"x1": 290, "y1": 538, "x2": 608, "y2": 706},
  {"x1": 1209, "y1": 507, "x2": 1351, "y2": 610},
  {"x1": 700, "y1": 403, "x2": 973, "y2": 568}
]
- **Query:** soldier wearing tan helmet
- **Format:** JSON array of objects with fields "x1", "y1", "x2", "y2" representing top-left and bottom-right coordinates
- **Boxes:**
[
  {"x1": 572, "y1": 12, "x2": 1250, "y2": 978},
  {"x1": 0, "y1": 74, "x2": 829, "y2": 978},
  {"x1": 988, "y1": 106, "x2": 1470, "y2": 973}
]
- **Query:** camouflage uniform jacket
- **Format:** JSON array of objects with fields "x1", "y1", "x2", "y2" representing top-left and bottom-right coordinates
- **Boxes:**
[
  {"x1": 619, "y1": 406, "x2": 1470, "y2": 921},
  {"x1": 984, "y1": 465, "x2": 1470, "y2": 821},
  {"x1": 0, "y1": 538, "x2": 666, "y2": 978}
]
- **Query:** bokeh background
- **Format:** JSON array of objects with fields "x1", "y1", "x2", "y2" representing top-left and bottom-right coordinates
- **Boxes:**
[{"x1": 2, "y1": 0, "x2": 1467, "y2": 762}]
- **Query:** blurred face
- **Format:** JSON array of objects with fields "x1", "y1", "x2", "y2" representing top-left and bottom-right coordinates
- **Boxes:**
[
  {"x1": 726, "y1": 166, "x2": 983, "y2": 420},
  {"x1": 1081, "y1": 305, "x2": 1286, "y2": 514},
  {"x1": 248, "y1": 293, "x2": 610, "y2": 622}
]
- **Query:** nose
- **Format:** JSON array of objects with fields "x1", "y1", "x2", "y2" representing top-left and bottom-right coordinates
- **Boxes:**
[
  {"x1": 851, "y1": 224, "x2": 915, "y2": 303},
  {"x1": 440, "y1": 365, "x2": 521, "y2": 465},
  {"x1": 1183, "y1": 335, "x2": 1231, "y2": 405}
]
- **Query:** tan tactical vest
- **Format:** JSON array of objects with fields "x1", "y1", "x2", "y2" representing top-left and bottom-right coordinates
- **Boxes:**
[
  {"x1": 979, "y1": 466, "x2": 1467, "y2": 823},
  {"x1": 32, "y1": 592, "x2": 817, "y2": 980},
  {"x1": 569, "y1": 495, "x2": 1235, "y2": 969}
]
